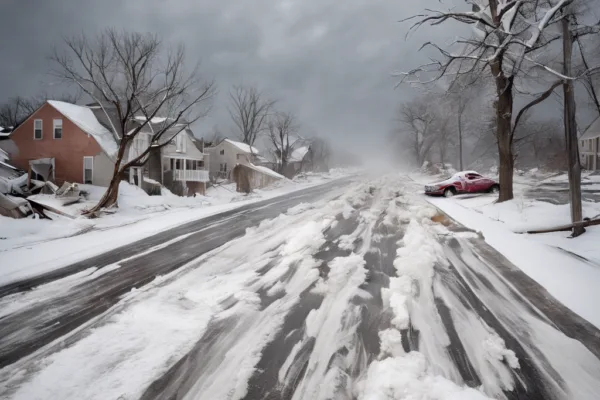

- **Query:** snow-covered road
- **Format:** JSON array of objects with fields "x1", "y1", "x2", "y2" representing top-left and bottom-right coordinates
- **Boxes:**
[{"x1": 1, "y1": 175, "x2": 600, "y2": 400}]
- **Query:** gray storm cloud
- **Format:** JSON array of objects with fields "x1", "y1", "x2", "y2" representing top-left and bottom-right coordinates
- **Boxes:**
[{"x1": 0, "y1": 0, "x2": 453, "y2": 156}]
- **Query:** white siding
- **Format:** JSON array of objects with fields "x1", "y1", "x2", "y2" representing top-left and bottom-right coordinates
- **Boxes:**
[
  {"x1": 162, "y1": 130, "x2": 204, "y2": 160},
  {"x1": 92, "y1": 152, "x2": 115, "y2": 186},
  {"x1": 206, "y1": 140, "x2": 252, "y2": 178}
]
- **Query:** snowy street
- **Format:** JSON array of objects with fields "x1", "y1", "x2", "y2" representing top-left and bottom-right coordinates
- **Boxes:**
[{"x1": 1, "y1": 175, "x2": 600, "y2": 400}]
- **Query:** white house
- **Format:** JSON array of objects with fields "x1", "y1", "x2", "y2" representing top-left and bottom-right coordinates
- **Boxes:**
[
  {"x1": 87, "y1": 105, "x2": 210, "y2": 195},
  {"x1": 580, "y1": 117, "x2": 600, "y2": 170},
  {"x1": 205, "y1": 139, "x2": 267, "y2": 179}
]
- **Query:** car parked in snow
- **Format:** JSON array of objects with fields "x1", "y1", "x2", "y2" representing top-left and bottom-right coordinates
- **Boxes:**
[{"x1": 424, "y1": 171, "x2": 499, "y2": 197}]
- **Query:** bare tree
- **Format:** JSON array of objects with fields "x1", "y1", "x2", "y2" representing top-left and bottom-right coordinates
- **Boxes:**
[
  {"x1": 514, "y1": 118, "x2": 565, "y2": 169},
  {"x1": 228, "y1": 85, "x2": 275, "y2": 146},
  {"x1": 446, "y1": 75, "x2": 492, "y2": 170},
  {"x1": 397, "y1": 96, "x2": 438, "y2": 166},
  {"x1": 307, "y1": 137, "x2": 331, "y2": 172},
  {"x1": 435, "y1": 114, "x2": 454, "y2": 167},
  {"x1": 0, "y1": 92, "x2": 80, "y2": 128},
  {"x1": 51, "y1": 29, "x2": 215, "y2": 213},
  {"x1": 268, "y1": 111, "x2": 301, "y2": 174},
  {"x1": 206, "y1": 124, "x2": 224, "y2": 147},
  {"x1": 397, "y1": 0, "x2": 599, "y2": 202}
]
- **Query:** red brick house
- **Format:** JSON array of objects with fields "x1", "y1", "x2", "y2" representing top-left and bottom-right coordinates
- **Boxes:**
[
  {"x1": 9, "y1": 101, "x2": 118, "y2": 186},
  {"x1": 9, "y1": 100, "x2": 210, "y2": 195}
]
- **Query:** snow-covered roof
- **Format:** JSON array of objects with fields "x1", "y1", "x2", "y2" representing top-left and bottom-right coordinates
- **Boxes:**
[
  {"x1": 47, "y1": 101, "x2": 119, "y2": 159},
  {"x1": 247, "y1": 163, "x2": 285, "y2": 179},
  {"x1": 453, "y1": 170, "x2": 481, "y2": 177},
  {"x1": 225, "y1": 139, "x2": 259, "y2": 154},
  {"x1": 289, "y1": 146, "x2": 309, "y2": 163},
  {"x1": 581, "y1": 117, "x2": 600, "y2": 140}
]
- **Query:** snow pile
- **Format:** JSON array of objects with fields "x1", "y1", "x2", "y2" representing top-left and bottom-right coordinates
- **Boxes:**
[
  {"x1": 282, "y1": 220, "x2": 326, "y2": 257},
  {"x1": 482, "y1": 332, "x2": 519, "y2": 369},
  {"x1": 356, "y1": 352, "x2": 492, "y2": 400}
]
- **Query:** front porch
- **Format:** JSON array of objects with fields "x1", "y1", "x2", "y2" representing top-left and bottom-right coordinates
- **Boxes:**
[{"x1": 166, "y1": 157, "x2": 209, "y2": 183}]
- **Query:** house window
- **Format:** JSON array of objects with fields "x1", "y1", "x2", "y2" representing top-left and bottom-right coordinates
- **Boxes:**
[
  {"x1": 220, "y1": 163, "x2": 228, "y2": 172},
  {"x1": 34, "y1": 119, "x2": 43, "y2": 140},
  {"x1": 83, "y1": 156, "x2": 94, "y2": 184},
  {"x1": 186, "y1": 159, "x2": 193, "y2": 170},
  {"x1": 53, "y1": 119, "x2": 63, "y2": 139},
  {"x1": 220, "y1": 149, "x2": 225, "y2": 155},
  {"x1": 175, "y1": 133, "x2": 186, "y2": 152}
]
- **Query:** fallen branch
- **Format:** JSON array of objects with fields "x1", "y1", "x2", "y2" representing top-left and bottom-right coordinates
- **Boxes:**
[{"x1": 523, "y1": 218, "x2": 600, "y2": 234}]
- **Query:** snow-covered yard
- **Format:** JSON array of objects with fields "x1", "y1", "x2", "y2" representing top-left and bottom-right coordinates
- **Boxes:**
[
  {"x1": 412, "y1": 170, "x2": 600, "y2": 329},
  {"x1": 0, "y1": 169, "x2": 353, "y2": 287}
]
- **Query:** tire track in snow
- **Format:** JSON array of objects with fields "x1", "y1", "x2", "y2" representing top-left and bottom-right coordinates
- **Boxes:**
[
  {"x1": 0, "y1": 182, "x2": 349, "y2": 370},
  {"x1": 141, "y1": 183, "x2": 388, "y2": 400}
]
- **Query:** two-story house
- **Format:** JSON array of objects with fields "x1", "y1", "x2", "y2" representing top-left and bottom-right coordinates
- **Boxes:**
[
  {"x1": 580, "y1": 117, "x2": 600, "y2": 171},
  {"x1": 8, "y1": 100, "x2": 209, "y2": 195},
  {"x1": 205, "y1": 139, "x2": 267, "y2": 179}
]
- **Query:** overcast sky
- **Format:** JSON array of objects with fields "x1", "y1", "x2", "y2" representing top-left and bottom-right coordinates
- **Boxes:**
[{"x1": 0, "y1": 0, "x2": 459, "y2": 155}]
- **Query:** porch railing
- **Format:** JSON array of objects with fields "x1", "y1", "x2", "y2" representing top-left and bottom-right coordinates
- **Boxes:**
[{"x1": 173, "y1": 169, "x2": 209, "y2": 182}]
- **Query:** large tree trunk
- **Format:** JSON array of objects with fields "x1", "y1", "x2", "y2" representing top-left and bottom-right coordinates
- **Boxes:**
[
  {"x1": 563, "y1": 16, "x2": 584, "y2": 237},
  {"x1": 494, "y1": 72, "x2": 515, "y2": 202},
  {"x1": 87, "y1": 140, "x2": 129, "y2": 215}
]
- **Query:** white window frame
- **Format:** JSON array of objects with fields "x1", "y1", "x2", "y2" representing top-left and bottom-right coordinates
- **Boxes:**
[
  {"x1": 83, "y1": 156, "x2": 94, "y2": 184},
  {"x1": 175, "y1": 133, "x2": 186, "y2": 153},
  {"x1": 34, "y1": 119, "x2": 43, "y2": 140},
  {"x1": 53, "y1": 119, "x2": 63, "y2": 139}
]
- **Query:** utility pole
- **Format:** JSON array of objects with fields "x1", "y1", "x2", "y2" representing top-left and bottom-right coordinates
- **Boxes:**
[
  {"x1": 458, "y1": 99, "x2": 464, "y2": 171},
  {"x1": 562, "y1": 14, "x2": 585, "y2": 237}
]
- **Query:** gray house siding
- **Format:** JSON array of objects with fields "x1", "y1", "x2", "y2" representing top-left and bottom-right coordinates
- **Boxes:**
[{"x1": 92, "y1": 152, "x2": 115, "y2": 187}]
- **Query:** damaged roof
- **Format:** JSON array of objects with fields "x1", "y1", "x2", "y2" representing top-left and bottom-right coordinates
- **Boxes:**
[{"x1": 48, "y1": 101, "x2": 119, "y2": 159}]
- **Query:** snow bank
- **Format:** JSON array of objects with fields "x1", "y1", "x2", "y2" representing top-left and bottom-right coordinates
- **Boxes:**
[
  {"x1": 0, "y1": 171, "x2": 353, "y2": 286},
  {"x1": 427, "y1": 196, "x2": 600, "y2": 328}
]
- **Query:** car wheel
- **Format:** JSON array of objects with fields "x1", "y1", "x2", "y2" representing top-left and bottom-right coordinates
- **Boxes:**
[
  {"x1": 443, "y1": 187, "x2": 455, "y2": 198},
  {"x1": 489, "y1": 185, "x2": 500, "y2": 194}
]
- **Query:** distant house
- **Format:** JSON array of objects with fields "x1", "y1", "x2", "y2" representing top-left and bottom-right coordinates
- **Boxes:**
[
  {"x1": 232, "y1": 163, "x2": 285, "y2": 193},
  {"x1": 580, "y1": 117, "x2": 600, "y2": 170},
  {"x1": 8, "y1": 100, "x2": 209, "y2": 195},
  {"x1": 275, "y1": 146, "x2": 312, "y2": 178},
  {"x1": 205, "y1": 139, "x2": 267, "y2": 179}
]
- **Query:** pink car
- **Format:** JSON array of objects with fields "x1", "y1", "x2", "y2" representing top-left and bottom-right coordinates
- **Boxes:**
[{"x1": 424, "y1": 171, "x2": 499, "y2": 197}]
